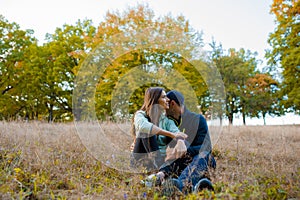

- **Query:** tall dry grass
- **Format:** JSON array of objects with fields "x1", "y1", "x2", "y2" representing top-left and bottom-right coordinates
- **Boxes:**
[
  {"x1": 211, "y1": 125, "x2": 299, "y2": 199},
  {"x1": 0, "y1": 121, "x2": 299, "y2": 199}
]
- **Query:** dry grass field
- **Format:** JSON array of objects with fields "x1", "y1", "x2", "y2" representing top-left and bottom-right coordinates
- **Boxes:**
[{"x1": 0, "y1": 121, "x2": 299, "y2": 199}]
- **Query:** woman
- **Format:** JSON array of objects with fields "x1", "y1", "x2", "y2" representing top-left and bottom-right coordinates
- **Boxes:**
[{"x1": 131, "y1": 87, "x2": 187, "y2": 171}]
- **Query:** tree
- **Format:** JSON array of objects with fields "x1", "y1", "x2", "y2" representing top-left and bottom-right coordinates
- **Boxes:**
[
  {"x1": 39, "y1": 19, "x2": 95, "y2": 122},
  {"x1": 210, "y1": 42, "x2": 258, "y2": 125},
  {"x1": 235, "y1": 49, "x2": 259, "y2": 125},
  {"x1": 0, "y1": 15, "x2": 36, "y2": 120},
  {"x1": 18, "y1": 44, "x2": 47, "y2": 120},
  {"x1": 245, "y1": 73, "x2": 280, "y2": 125},
  {"x1": 74, "y1": 4, "x2": 209, "y2": 121},
  {"x1": 266, "y1": 0, "x2": 300, "y2": 114}
]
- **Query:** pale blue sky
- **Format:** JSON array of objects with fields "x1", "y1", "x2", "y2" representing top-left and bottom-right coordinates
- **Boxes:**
[{"x1": 1, "y1": 0, "x2": 275, "y2": 61}]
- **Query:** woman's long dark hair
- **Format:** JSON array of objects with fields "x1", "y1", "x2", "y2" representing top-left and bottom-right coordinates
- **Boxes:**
[{"x1": 131, "y1": 87, "x2": 164, "y2": 138}]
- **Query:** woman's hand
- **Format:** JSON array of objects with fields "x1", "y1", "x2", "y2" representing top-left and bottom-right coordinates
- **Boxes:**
[{"x1": 174, "y1": 132, "x2": 188, "y2": 140}]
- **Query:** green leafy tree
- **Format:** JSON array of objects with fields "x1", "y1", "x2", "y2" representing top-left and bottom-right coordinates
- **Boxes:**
[
  {"x1": 0, "y1": 15, "x2": 36, "y2": 120},
  {"x1": 38, "y1": 19, "x2": 95, "y2": 122},
  {"x1": 235, "y1": 49, "x2": 259, "y2": 125},
  {"x1": 210, "y1": 42, "x2": 258, "y2": 125},
  {"x1": 77, "y1": 4, "x2": 209, "y2": 121},
  {"x1": 266, "y1": 0, "x2": 300, "y2": 113},
  {"x1": 18, "y1": 44, "x2": 47, "y2": 120}
]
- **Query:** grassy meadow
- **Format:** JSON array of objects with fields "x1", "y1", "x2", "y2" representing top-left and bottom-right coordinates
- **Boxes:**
[{"x1": 0, "y1": 121, "x2": 299, "y2": 199}]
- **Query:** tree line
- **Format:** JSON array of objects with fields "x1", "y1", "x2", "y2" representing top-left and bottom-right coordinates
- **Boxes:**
[{"x1": 0, "y1": 1, "x2": 298, "y2": 124}]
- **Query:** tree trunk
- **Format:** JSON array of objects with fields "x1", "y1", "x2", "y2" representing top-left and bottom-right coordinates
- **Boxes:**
[
  {"x1": 263, "y1": 112, "x2": 266, "y2": 125},
  {"x1": 242, "y1": 111, "x2": 246, "y2": 125},
  {"x1": 48, "y1": 104, "x2": 54, "y2": 123},
  {"x1": 228, "y1": 113, "x2": 233, "y2": 125}
]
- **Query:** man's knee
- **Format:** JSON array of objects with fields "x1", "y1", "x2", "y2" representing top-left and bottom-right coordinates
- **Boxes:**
[
  {"x1": 195, "y1": 152, "x2": 216, "y2": 169},
  {"x1": 208, "y1": 155, "x2": 216, "y2": 169}
]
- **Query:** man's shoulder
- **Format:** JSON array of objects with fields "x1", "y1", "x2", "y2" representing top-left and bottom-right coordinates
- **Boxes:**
[
  {"x1": 183, "y1": 110, "x2": 208, "y2": 128},
  {"x1": 184, "y1": 109, "x2": 206, "y2": 119}
]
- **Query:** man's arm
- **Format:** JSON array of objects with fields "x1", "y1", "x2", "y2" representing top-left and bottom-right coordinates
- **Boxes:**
[{"x1": 186, "y1": 114, "x2": 212, "y2": 157}]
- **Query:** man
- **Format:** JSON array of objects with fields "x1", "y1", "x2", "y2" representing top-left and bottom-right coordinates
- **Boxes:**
[{"x1": 156, "y1": 90, "x2": 216, "y2": 195}]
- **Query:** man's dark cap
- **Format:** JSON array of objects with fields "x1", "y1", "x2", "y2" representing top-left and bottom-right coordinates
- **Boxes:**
[{"x1": 167, "y1": 90, "x2": 184, "y2": 106}]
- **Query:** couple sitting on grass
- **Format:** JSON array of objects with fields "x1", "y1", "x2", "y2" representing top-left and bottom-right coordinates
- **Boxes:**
[{"x1": 130, "y1": 87, "x2": 216, "y2": 196}]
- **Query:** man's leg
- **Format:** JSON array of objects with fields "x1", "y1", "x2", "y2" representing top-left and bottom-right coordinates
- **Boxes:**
[
  {"x1": 160, "y1": 152, "x2": 214, "y2": 196},
  {"x1": 160, "y1": 155, "x2": 192, "y2": 178},
  {"x1": 178, "y1": 151, "x2": 212, "y2": 188}
]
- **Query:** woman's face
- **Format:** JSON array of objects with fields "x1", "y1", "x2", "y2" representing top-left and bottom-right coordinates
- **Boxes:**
[{"x1": 158, "y1": 90, "x2": 170, "y2": 110}]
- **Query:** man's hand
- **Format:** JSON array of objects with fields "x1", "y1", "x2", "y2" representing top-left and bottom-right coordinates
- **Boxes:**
[
  {"x1": 174, "y1": 139, "x2": 187, "y2": 158},
  {"x1": 130, "y1": 141, "x2": 135, "y2": 152},
  {"x1": 165, "y1": 139, "x2": 187, "y2": 161}
]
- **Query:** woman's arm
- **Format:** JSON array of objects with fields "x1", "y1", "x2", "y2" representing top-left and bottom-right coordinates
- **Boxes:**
[
  {"x1": 134, "y1": 111, "x2": 154, "y2": 137},
  {"x1": 152, "y1": 125, "x2": 187, "y2": 139},
  {"x1": 152, "y1": 125, "x2": 176, "y2": 138},
  {"x1": 134, "y1": 111, "x2": 187, "y2": 139}
]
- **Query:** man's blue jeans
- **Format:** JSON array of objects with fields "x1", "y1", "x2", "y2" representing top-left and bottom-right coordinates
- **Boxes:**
[{"x1": 177, "y1": 151, "x2": 216, "y2": 189}]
